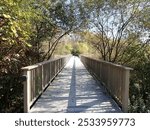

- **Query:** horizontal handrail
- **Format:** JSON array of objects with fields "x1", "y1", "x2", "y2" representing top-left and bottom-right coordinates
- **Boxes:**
[
  {"x1": 22, "y1": 55, "x2": 71, "y2": 112},
  {"x1": 22, "y1": 57, "x2": 68, "y2": 70},
  {"x1": 80, "y1": 55, "x2": 133, "y2": 112}
]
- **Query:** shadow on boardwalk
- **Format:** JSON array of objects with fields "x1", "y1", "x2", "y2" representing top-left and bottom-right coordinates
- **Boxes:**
[{"x1": 30, "y1": 56, "x2": 121, "y2": 113}]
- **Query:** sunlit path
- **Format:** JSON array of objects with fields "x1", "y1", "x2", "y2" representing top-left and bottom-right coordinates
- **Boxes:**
[{"x1": 30, "y1": 56, "x2": 121, "y2": 113}]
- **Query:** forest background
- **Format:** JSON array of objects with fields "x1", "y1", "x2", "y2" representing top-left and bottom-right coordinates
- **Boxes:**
[{"x1": 0, "y1": 0, "x2": 150, "y2": 112}]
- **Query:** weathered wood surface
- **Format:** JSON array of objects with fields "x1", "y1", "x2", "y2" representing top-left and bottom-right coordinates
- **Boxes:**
[
  {"x1": 80, "y1": 55, "x2": 132, "y2": 112},
  {"x1": 30, "y1": 56, "x2": 121, "y2": 113}
]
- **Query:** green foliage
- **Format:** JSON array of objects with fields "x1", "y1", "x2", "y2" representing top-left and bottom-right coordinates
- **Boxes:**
[
  {"x1": 80, "y1": 0, "x2": 150, "y2": 112},
  {"x1": 0, "y1": 75, "x2": 23, "y2": 112},
  {"x1": 54, "y1": 43, "x2": 73, "y2": 55},
  {"x1": 0, "y1": 0, "x2": 41, "y2": 112},
  {"x1": 0, "y1": 0, "x2": 150, "y2": 113},
  {"x1": 123, "y1": 44, "x2": 150, "y2": 112},
  {"x1": 0, "y1": 0, "x2": 36, "y2": 47},
  {"x1": 129, "y1": 60, "x2": 150, "y2": 112},
  {"x1": 70, "y1": 41, "x2": 96, "y2": 56},
  {"x1": 71, "y1": 49, "x2": 80, "y2": 56},
  {"x1": 76, "y1": 42, "x2": 89, "y2": 54},
  {"x1": 0, "y1": 0, "x2": 86, "y2": 112}
]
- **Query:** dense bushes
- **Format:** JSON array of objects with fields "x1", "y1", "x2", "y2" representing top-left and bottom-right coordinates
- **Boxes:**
[
  {"x1": 0, "y1": 46, "x2": 27, "y2": 112},
  {"x1": 0, "y1": 75, "x2": 23, "y2": 112},
  {"x1": 129, "y1": 61, "x2": 150, "y2": 112}
]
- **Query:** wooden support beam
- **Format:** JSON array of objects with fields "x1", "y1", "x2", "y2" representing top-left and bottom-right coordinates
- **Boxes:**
[
  {"x1": 122, "y1": 69, "x2": 130, "y2": 112},
  {"x1": 23, "y1": 70, "x2": 31, "y2": 113}
]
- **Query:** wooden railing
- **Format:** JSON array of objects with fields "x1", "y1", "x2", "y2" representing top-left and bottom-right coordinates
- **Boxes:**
[
  {"x1": 22, "y1": 55, "x2": 71, "y2": 112},
  {"x1": 80, "y1": 55, "x2": 133, "y2": 112}
]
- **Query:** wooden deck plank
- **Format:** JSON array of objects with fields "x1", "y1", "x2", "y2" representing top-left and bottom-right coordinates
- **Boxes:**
[{"x1": 30, "y1": 56, "x2": 121, "y2": 113}]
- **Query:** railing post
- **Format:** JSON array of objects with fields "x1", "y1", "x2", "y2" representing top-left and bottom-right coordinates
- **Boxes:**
[
  {"x1": 23, "y1": 70, "x2": 31, "y2": 113},
  {"x1": 80, "y1": 55, "x2": 133, "y2": 113},
  {"x1": 122, "y1": 69, "x2": 130, "y2": 112},
  {"x1": 22, "y1": 55, "x2": 70, "y2": 113}
]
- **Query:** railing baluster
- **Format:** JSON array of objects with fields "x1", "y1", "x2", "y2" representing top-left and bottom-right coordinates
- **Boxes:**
[
  {"x1": 22, "y1": 55, "x2": 71, "y2": 112},
  {"x1": 80, "y1": 55, "x2": 133, "y2": 112}
]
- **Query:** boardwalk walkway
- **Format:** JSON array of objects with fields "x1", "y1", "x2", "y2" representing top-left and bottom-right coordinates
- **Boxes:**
[{"x1": 30, "y1": 56, "x2": 121, "y2": 113}]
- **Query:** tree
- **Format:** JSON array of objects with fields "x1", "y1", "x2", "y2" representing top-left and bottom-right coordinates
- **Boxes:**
[
  {"x1": 81, "y1": 0, "x2": 150, "y2": 63},
  {"x1": 0, "y1": 0, "x2": 89, "y2": 112},
  {"x1": 78, "y1": 0, "x2": 150, "y2": 113},
  {"x1": 0, "y1": 0, "x2": 38, "y2": 112},
  {"x1": 30, "y1": 0, "x2": 88, "y2": 60}
]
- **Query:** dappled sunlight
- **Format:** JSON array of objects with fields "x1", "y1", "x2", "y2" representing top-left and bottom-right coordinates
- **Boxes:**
[{"x1": 30, "y1": 56, "x2": 121, "y2": 113}]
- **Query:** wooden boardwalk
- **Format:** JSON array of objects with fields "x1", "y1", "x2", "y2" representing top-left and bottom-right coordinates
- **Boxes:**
[{"x1": 30, "y1": 56, "x2": 121, "y2": 113}]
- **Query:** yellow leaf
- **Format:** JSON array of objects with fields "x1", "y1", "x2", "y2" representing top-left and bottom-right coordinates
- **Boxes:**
[
  {"x1": 26, "y1": 43, "x2": 32, "y2": 47},
  {"x1": 3, "y1": 14, "x2": 11, "y2": 19},
  {"x1": 2, "y1": 37, "x2": 7, "y2": 41},
  {"x1": 10, "y1": 26, "x2": 18, "y2": 37}
]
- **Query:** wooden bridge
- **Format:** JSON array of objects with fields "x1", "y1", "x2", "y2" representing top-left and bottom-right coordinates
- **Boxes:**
[{"x1": 22, "y1": 55, "x2": 132, "y2": 113}]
